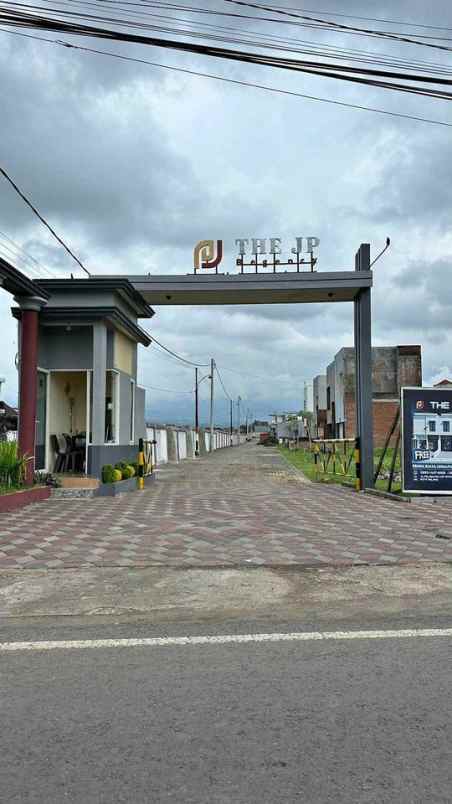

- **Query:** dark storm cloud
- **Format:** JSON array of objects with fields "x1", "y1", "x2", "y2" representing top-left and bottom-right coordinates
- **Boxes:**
[
  {"x1": 2, "y1": 0, "x2": 452, "y2": 412},
  {"x1": 363, "y1": 130, "x2": 452, "y2": 230},
  {"x1": 0, "y1": 32, "x2": 280, "y2": 253}
]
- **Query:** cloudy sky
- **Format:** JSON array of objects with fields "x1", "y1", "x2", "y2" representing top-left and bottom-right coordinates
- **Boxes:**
[{"x1": 1, "y1": 0, "x2": 451, "y2": 425}]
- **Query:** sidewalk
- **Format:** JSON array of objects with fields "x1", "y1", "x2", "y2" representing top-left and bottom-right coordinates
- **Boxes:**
[{"x1": 1, "y1": 443, "x2": 452, "y2": 570}]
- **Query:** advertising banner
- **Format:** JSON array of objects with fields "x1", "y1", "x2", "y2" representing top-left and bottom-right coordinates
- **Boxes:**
[{"x1": 402, "y1": 387, "x2": 452, "y2": 494}]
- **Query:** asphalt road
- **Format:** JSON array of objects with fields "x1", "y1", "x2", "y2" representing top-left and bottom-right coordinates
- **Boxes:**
[{"x1": 2, "y1": 620, "x2": 452, "y2": 803}]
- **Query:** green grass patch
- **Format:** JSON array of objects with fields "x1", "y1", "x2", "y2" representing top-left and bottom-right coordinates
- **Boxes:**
[{"x1": 279, "y1": 445, "x2": 402, "y2": 493}]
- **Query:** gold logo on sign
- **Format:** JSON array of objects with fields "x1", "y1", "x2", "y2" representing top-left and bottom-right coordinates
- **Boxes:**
[{"x1": 193, "y1": 240, "x2": 223, "y2": 272}]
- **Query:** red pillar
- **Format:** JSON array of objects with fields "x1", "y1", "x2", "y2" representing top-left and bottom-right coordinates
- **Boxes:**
[{"x1": 18, "y1": 305, "x2": 40, "y2": 485}]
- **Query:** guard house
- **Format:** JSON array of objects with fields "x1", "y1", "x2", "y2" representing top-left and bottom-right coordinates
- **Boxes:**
[{"x1": 10, "y1": 274, "x2": 154, "y2": 479}]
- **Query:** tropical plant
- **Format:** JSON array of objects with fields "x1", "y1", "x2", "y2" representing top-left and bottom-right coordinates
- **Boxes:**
[{"x1": 0, "y1": 441, "x2": 27, "y2": 488}]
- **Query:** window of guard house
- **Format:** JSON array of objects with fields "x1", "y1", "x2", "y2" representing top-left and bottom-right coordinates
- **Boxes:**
[
  {"x1": 105, "y1": 371, "x2": 118, "y2": 443},
  {"x1": 130, "y1": 380, "x2": 135, "y2": 442}
]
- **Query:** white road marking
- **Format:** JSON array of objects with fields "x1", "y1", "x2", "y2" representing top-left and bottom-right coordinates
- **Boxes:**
[{"x1": 1, "y1": 628, "x2": 452, "y2": 652}]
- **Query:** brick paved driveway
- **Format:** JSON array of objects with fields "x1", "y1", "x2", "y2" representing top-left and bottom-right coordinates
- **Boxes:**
[{"x1": 1, "y1": 443, "x2": 452, "y2": 569}]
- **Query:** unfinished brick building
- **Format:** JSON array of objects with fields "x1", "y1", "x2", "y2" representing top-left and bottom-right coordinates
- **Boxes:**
[{"x1": 316, "y1": 345, "x2": 422, "y2": 447}]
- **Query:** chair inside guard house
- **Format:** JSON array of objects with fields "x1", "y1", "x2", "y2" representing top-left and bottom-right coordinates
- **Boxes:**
[{"x1": 51, "y1": 433, "x2": 85, "y2": 473}]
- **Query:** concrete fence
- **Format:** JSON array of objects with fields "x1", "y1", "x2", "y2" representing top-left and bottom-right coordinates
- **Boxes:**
[{"x1": 146, "y1": 425, "x2": 236, "y2": 466}]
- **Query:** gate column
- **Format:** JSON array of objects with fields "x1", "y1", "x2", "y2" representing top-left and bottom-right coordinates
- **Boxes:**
[
  {"x1": 354, "y1": 244, "x2": 374, "y2": 489},
  {"x1": 15, "y1": 295, "x2": 47, "y2": 485}
]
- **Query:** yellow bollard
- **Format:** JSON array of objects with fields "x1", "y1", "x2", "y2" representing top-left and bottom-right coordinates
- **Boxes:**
[
  {"x1": 354, "y1": 437, "x2": 361, "y2": 492},
  {"x1": 137, "y1": 437, "x2": 145, "y2": 490}
]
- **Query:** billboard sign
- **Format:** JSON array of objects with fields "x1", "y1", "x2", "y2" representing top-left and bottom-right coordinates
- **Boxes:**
[{"x1": 401, "y1": 387, "x2": 452, "y2": 494}]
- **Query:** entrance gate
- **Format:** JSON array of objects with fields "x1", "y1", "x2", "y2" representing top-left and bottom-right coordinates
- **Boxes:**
[
  {"x1": 109, "y1": 243, "x2": 374, "y2": 489},
  {"x1": 1, "y1": 243, "x2": 374, "y2": 488}
]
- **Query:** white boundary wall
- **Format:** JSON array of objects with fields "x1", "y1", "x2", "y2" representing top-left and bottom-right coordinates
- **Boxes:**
[{"x1": 146, "y1": 425, "x2": 233, "y2": 467}]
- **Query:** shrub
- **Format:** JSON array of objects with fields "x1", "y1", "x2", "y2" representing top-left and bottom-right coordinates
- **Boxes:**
[
  {"x1": 112, "y1": 468, "x2": 123, "y2": 482},
  {"x1": 121, "y1": 465, "x2": 135, "y2": 479},
  {"x1": 115, "y1": 460, "x2": 128, "y2": 471},
  {"x1": 102, "y1": 464, "x2": 115, "y2": 484}
]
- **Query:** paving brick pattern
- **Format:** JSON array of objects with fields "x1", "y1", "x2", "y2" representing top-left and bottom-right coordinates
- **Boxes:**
[{"x1": 1, "y1": 443, "x2": 452, "y2": 569}]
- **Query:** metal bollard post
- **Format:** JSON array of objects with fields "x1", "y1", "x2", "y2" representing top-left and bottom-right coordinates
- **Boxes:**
[
  {"x1": 354, "y1": 436, "x2": 361, "y2": 492},
  {"x1": 137, "y1": 437, "x2": 145, "y2": 490}
]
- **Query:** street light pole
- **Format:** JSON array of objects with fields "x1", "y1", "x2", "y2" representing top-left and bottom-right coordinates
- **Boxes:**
[{"x1": 209, "y1": 358, "x2": 215, "y2": 452}]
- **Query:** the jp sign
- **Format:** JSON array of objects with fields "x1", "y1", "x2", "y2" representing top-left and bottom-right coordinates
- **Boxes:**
[
  {"x1": 402, "y1": 387, "x2": 452, "y2": 494},
  {"x1": 193, "y1": 236, "x2": 320, "y2": 273},
  {"x1": 193, "y1": 240, "x2": 223, "y2": 271},
  {"x1": 234, "y1": 237, "x2": 320, "y2": 255}
]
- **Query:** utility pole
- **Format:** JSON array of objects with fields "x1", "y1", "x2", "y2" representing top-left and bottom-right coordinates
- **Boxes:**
[
  {"x1": 195, "y1": 367, "x2": 199, "y2": 457},
  {"x1": 230, "y1": 399, "x2": 233, "y2": 446},
  {"x1": 209, "y1": 358, "x2": 215, "y2": 452},
  {"x1": 245, "y1": 409, "x2": 249, "y2": 439},
  {"x1": 237, "y1": 395, "x2": 241, "y2": 445}
]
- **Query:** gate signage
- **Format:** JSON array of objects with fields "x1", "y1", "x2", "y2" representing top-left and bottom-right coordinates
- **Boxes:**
[
  {"x1": 401, "y1": 387, "x2": 452, "y2": 494},
  {"x1": 193, "y1": 237, "x2": 320, "y2": 273}
]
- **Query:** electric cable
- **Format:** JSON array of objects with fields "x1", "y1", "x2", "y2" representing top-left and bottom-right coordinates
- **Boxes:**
[
  {"x1": 2, "y1": 29, "x2": 451, "y2": 127},
  {"x1": 215, "y1": 363, "x2": 232, "y2": 401},
  {"x1": 148, "y1": 333, "x2": 209, "y2": 367},
  {"x1": 140, "y1": 382, "x2": 194, "y2": 394},
  {"x1": 0, "y1": 229, "x2": 57, "y2": 278},
  {"x1": 9, "y1": 0, "x2": 452, "y2": 76},
  {"x1": 227, "y1": 1, "x2": 452, "y2": 51},
  {"x1": 3, "y1": 4, "x2": 452, "y2": 90},
  {"x1": 0, "y1": 164, "x2": 91, "y2": 276},
  {"x1": 264, "y1": 5, "x2": 452, "y2": 32}
]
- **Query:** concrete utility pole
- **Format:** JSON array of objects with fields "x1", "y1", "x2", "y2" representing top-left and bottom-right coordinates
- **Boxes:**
[{"x1": 209, "y1": 358, "x2": 215, "y2": 452}]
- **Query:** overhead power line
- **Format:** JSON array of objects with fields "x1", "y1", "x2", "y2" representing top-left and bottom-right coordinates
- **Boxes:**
[
  {"x1": 2, "y1": 6, "x2": 452, "y2": 99},
  {"x1": 149, "y1": 334, "x2": 209, "y2": 368},
  {"x1": 0, "y1": 165, "x2": 91, "y2": 276},
  {"x1": 227, "y1": 1, "x2": 452, "y2": 50},
  {"x1": 215, "y1": 363, "x2": 232, "y2": 401},
  {"x1": 0, "y1": 229, "x2": 57, "y2": 278},
  {"x1": 2, "y1": 30, "x2": 451, "y2": 127},
  {"x1": 7, "y1": 0, "x2": 452, "y2": 75},
  {"x1": 266, "y1": 5, "x2": 452, "y2": 32},
  {"x1": 141, "y1": 382, "x2": 194, "y2": 394}
]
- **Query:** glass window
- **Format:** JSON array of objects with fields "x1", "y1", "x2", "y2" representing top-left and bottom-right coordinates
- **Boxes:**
[
  {"x1": 35, "y1": 371, "x2": 47, "y2": 470},
  {"x1": 442, "y1": 420, "x2": 450, "y2": 433},
  {"x1": 105, "y1": 371, "x2": 118, "y2": 443},
  {"x1": 428, "y1": 420, "x2": 436, "y2": 432},
  {"x1": 130, "y1": 380, "x2": 135, "y2": 442}
]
